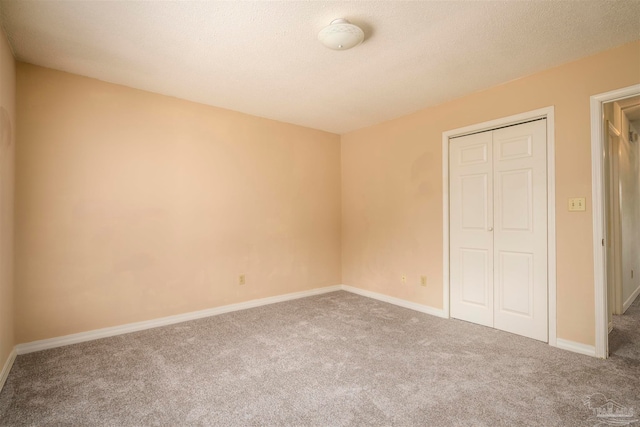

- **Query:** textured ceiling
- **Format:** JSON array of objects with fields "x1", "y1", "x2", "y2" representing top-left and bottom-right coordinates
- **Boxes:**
[{"x1": 1, "y1": 1, "x2": 639, "y2": 134}]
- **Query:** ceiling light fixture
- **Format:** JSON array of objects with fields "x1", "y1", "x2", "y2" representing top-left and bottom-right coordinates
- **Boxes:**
[{"x1": 318, "y1": 18, "x2": 364, "y2": 51}]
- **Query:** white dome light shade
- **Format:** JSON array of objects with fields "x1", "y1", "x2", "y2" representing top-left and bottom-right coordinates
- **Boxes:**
[{"x1": 318, "y1": 19, "x2": 364, "y2": 50}]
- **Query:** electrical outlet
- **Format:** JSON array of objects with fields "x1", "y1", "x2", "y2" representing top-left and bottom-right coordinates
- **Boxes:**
[
  {"x1": 401, "y1": 275, "x2": 407, "y2": 284},
  {"x1": 239, "y1": 274, "x2": 246, "y2": 285},
  {"x1": 420, "y1": 275, "x2": 427, "y2": 287}
]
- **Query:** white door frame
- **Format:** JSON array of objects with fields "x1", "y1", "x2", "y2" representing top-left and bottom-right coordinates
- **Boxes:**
[
  {"x1": 442, "y1": 106, "x2": 557, "y2": 347},
  {"x1": 590, "y1": 84, "x2": 640, "y2": 359}
]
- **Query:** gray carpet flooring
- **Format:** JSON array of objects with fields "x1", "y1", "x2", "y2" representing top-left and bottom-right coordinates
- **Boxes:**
[
  {"x1": 610, "y1": 295, "x2": 640, "y2": 361},
  {"x1": 0, "y1": 291, "x2": 639, "y2": 426}
]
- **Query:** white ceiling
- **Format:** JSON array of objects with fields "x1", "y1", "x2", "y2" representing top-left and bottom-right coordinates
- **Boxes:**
[{"x1": 1, "y1": 1, "x2": 639, "y2": 134}]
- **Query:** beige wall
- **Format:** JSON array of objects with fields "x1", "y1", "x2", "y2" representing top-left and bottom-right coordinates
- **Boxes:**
[
  {"x1": 9, "y1": 39, "x2": 640, "y2": 348},
  {"x1": 0, "y1": 29, "x2": 16, "y2": 367},
  {"x1": 15, "y1": 64, "x2": 341, "y2": 343},
  {"x1": 342, "y1": 41, "x2": 640, "y2": 346}
]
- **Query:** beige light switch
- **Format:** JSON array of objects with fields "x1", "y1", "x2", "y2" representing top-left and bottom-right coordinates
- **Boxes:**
[{"x1": 568, "y1": 197, "x2": 586, "y2": 211}]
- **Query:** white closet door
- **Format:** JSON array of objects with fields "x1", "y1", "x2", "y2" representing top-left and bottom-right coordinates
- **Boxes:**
[
  {"x1": 449, "y1": 119, "x2": 548, "y2": 342},
  {"x1": 492, "y1": 120, "x2": 547, "y2": 342},
  {"x1": 450, "y1": 131, "x2": 494, "y2": 327}
]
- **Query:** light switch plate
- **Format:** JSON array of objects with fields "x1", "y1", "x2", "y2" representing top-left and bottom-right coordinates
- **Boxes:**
[{"x1": 568, "y1": 197, "x2": 586, "y2": 211}]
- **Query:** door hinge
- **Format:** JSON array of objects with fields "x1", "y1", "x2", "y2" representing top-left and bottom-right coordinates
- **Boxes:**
[{"x1": 602, "y1": 238, "x2": 605, "y2": 247}]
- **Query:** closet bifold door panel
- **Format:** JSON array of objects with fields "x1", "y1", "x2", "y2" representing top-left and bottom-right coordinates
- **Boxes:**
[
  {"x1": 492, "y1": 120, "x2": 547, "y2": 342},
  {"x1": 449, "y1": 130, "x2": 494, "y2": 328},
  {"x1": 449, "y1": 119, "x2": 548, "y2": 342}
]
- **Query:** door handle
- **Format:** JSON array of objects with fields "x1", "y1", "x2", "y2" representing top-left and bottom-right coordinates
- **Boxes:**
[{"x1": 488, "y1": 227, "x2": 493, "y2": 231}]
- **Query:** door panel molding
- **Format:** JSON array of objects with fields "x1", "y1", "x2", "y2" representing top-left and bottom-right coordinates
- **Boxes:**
[
  {"x1": 442, "y1": 106, "x2": 556, "y2": 346},
  {"x1": 496, "y1": 250, "x2": 534, "y2": 317},
  {"x1": 498, "y1": 168, "x2": 533, "y2": 231}
]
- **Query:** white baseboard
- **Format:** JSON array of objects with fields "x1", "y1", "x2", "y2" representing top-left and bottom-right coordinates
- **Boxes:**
[
  {"x1": 0, "y1": 347, "x2": 17, "y2": 392},
  {"x1": 15, "y1": 284, "x2": 448, "y2": 355},
  {"x1": 622, "y1": 284, "x2": 640, "y2": 313},
  {"x1": 341, "y1": 285, "x2": 447, "y2": 318},
  {"x1": 16, "y1": 285, "x2": 343, "y2": 355},
  {"x1": 346, "y1": 286, "x2": 597, "y2": 359},
  {"x1": 555, "y1": 338, "x2": 596, "y2": 358},
  {"x1": 13, "y1": 283, "x2": 595, "y2": 360}
]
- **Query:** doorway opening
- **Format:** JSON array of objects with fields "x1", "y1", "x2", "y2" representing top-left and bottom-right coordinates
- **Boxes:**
[{"x1": 591, "y1": 84, "x2": 640, "y2": 359}]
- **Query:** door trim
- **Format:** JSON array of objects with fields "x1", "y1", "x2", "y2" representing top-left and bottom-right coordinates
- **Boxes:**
[
  {"x1": 590, "y1": 84, "x2": 640, "y2": 359},
  {"x1": 442, "y1": 106, "x2": 556, "y2": 346}
]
